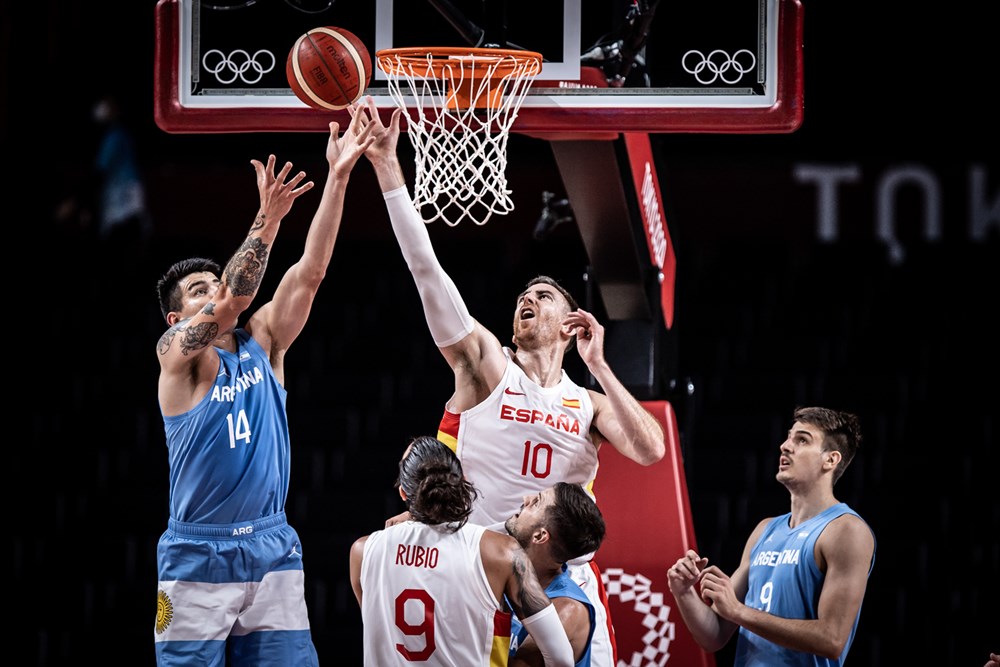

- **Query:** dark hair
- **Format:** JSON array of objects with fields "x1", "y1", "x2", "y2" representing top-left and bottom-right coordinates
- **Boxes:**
[
  {"x1": 522, "y1": 275, "x2": 580, "y2": 351},
  {"x1": 793, "y1": 406, "x2": 863, "y2": 485},
  {"x1": 397, "y1": 436, "x2": 478, "y2": 529},
  {"x1": 545, "y1": 482, "x2": 606, "y2": 563},
  {"x1": 156, "y1": 258, "x2": 221, "y2": 321}
]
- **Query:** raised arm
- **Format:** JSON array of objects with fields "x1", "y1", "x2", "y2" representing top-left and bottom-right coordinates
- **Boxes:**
[
  {"x1": 247, "y1": 112, "x2": 375, "y2": 375},
  {"x1": 565, "y1": 308, "x2": 665, "y2": 465},
  {"x1": 157, "y1": 156, "x2": 313, "y2": 411},
  {"x1": 358, "y1": 97, "x2": 506, "y2": 392}
]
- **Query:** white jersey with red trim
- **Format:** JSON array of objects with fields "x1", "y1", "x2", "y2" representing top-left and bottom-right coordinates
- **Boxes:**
[
  {"x1": 360, "y1": 521, "x2": 511, "y2": 666},
  {"x1": 437, "y1": 347, "x2": 599, "y2": 527}
]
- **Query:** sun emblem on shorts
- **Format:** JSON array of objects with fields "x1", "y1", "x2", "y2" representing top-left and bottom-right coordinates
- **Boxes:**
[{"x1": 156, "y1": 589, "x2": 174, "y2": 634}]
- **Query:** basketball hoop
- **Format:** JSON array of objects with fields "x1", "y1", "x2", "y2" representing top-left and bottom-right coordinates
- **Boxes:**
[{"x1": 376, "y1": 47, "x2": 543, "y2": 226}]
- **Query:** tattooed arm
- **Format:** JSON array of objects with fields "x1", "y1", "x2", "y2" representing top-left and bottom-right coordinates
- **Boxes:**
[
  {"x1": 156, "y1": 155, "x2": 313, "y2": 416},
  {"x1": 480, "y1": 531, "x2": 574, "y2": 667}
]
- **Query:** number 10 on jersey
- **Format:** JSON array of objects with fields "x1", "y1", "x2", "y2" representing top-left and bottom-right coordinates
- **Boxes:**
[{"x1": 521, "y1": 440, "x2": 553, "y2": 478}]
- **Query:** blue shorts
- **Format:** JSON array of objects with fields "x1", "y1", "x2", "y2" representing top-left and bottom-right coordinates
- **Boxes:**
[{"x1": 154, "y1": 512, "x2": 318, "y2": 666}]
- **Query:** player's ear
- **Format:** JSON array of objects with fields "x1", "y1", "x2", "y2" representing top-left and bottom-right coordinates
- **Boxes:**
[
  {"x1": 533, "y1": 527, "x2": 550, "y2": 546},
  {"x1": 398, "y1": 487, "x2": 408, "y2": 502},
  {"x1": 824, "y1": 449, "x2": 842, "y2": 471}
]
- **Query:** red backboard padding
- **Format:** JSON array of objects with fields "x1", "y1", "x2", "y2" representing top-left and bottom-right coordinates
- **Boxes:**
[{"x1": 593, "y1": 400, "x2": 715, "y2": 667}]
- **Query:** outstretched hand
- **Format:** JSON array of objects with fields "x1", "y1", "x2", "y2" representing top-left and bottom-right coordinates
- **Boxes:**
[
  {"x1": 351, "y1": 95, "x2": 402, "y2": 164},
  {"x1": 327, "y1": 104, "x2": 378, "y2": 178},
  {"x1": 250, "y1": 154, "x2": 314, "y2": 222}
]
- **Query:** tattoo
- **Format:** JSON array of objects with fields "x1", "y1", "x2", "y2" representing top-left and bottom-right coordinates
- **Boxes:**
[
  {"x1": 511, "y1": 548, "x2": 549, "y2": 616},
  {"x1": 180, "y1": 321, "x2": 219, "y2": 355},
  {"x1": 203, "y1": 302, "x2": 216, "y2": 316},
  {"x1": 225, "y1": 236, "x2": 269, "y2": 297},
  {"x1": 250, "y1": 212, "x2": 265, "y2": 232},
  {"x1": 157, "y1": 328, "x2": 178, "y2": 356}
]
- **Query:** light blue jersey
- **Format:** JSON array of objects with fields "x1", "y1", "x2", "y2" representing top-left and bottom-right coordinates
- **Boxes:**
[
  {"x1": 510, "y1": 566, "x2": 596, "y2": 667},
  {"x1": 162, "y1": 329, "x2": 289, "y2": 524},
  {"x1": 734, "y1": 503, "x2": 875, "y2": 667}
]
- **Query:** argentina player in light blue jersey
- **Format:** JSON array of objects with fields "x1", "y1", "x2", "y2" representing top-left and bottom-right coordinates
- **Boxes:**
[
  {"x1": 667, "y1": 407, "x2": 876, "y2": 667},
  {"x1": 505, "y1": 483, "x2": 607, "y2": 667},
  {"x1": 152, "y1": 110, "x2": 375, "y2": 666}
]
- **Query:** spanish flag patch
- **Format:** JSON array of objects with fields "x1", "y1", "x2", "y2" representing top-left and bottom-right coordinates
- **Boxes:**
[{"x1": 562, "y1": 397, "x2": 581, "y2": 409}]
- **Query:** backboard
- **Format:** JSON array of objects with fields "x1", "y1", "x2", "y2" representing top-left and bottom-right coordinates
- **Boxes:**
[{"x1": 154, "y1": 0, "x2": 803, "y2": 135}]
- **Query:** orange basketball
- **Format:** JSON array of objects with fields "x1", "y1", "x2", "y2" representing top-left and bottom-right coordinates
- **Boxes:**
[{"x1": 286, "y1": 27, "x2": 372, "y2": 111}]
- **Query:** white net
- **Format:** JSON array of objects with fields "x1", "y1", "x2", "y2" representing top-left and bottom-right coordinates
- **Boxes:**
[{"x1": 377, "y1": 49, "x2": 542, "y2": 226}]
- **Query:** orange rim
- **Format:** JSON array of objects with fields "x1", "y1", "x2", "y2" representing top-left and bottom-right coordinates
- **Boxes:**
[{"x1": 376, "y1": 47, "x2": 542, "y2": 78}]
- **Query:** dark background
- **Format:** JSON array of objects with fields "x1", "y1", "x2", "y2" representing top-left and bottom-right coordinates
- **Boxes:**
[{"x1": 11, "y1": 1, "x2": 998, "y2": 665}]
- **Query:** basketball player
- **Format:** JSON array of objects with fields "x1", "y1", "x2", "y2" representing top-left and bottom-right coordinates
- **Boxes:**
[
  {"x1": 356, "y1": 96, "x2": 666, "y2": 667},
  {"x1": 153, "y1": 110, "x2": 376, "y2": 665},
  {"x1": 349, "y1": 436, "x2": 575, "y2": 666},
  {"x1": 505, "y1": 483, "x2": 607, "y2": 667},
  {"x1": 667, "y1": 406, "x2": 876, "y2": 667}
]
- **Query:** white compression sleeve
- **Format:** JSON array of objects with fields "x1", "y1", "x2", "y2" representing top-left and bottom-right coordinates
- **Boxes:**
[
  {"x1": 519, "y1": 603, "x2": 574, "y2": 667},
  {"x1": 383, "y1": 186, "x2": 474, "y2": 347}
]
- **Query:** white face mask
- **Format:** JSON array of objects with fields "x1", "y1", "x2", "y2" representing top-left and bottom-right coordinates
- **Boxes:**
[{"x1": 93, "y1": 99, "x2": 113, "y2": 123}]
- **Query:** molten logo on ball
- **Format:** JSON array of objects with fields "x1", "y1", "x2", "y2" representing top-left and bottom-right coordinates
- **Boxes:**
[{"x1": 286, "y1": 26, "x2": 372, "y2": 111}]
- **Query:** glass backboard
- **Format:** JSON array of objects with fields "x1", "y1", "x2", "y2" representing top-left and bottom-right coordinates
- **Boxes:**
[{"x1": 154, "y1": 0, "x2": 803, "y2": 135}]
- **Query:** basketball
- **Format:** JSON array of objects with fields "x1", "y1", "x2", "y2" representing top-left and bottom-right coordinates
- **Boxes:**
[{"x1": 286, "y1": 26, "x2": 372, "y2": 111}]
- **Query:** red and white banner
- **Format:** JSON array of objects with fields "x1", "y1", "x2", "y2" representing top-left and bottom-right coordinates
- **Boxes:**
[{"x1": 624, "y1": 133, "x2": 677, "y2": 331}]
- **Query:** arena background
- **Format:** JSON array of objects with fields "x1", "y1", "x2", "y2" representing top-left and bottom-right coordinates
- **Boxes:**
[{"x1": 11, "y1": 2, "x2": 998, "y2": 665}]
